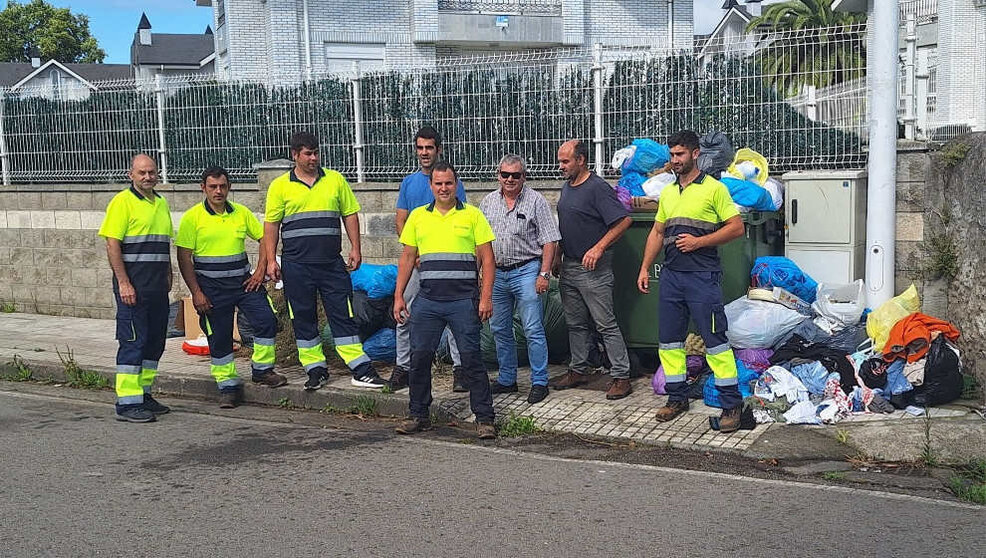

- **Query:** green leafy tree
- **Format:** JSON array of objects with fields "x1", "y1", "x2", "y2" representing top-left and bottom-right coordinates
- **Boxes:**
[
  {"x1": 745, "y1": 0, "x2": 865, "y2": 96},
  {"x1": 0, "y1": 0, "x2": 105, "y2": 63}
]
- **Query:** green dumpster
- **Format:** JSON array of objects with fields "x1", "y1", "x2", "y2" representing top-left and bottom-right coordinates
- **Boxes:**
[{"x1": 611, "y1": 210, "x2": 784, "y2": 350}]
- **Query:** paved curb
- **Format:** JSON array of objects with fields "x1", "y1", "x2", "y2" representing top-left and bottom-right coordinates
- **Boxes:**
[{"x1": 0, "y1": 357, "x2": 454, "y2": 422}]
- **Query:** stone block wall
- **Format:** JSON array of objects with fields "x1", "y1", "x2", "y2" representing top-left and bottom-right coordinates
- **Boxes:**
[
  {"x1": 0, "y1": 159, "x2": 560, "y2": 320},
  {"x1": 893, "y1": 134, "x2": 986, "y2": 387}
]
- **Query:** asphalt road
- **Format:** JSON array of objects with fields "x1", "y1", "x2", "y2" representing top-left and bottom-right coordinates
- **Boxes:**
[{"x1": 1, "y1": 389, "x2": 984, "y2": 558}]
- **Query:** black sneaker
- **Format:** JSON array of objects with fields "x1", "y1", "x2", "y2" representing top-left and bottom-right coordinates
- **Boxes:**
[
  {"x1": 351, "y1": 370, "x2": 387, "y2": 389},
  {"x1": 115, "y1": 406, "x2": 156, "y2": 423},
  {"x1": 143, "y1": 395, "x2": 170, "y2": 415},
  {"x1": 395, "y1": 417, "x2": 432, "y2": 435},
  {"x1": 527, "y1": 385, "x2": 549, "y2": 404},
  {"x1": 389, "y1": 366, "x2": 409, "y2": 391},
  {"x1": 490, "y1": 381, "x2": 519, "y2": 395},
  {"x1": 304, "y1": 368, "x2": 329, "y2": 391},
  {"x1": 452, "y1": 367, "x2": 468, "y2": 393}
]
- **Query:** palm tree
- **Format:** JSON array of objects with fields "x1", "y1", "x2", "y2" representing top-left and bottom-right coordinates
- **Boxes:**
[{"x1": 746, "y1": 0, "x2": 866, "y2": 96}]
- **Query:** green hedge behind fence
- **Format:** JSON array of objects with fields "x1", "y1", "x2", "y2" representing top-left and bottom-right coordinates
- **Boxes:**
[{"x1": 1, "y1": 52, "x2": 863, "y2": 184}]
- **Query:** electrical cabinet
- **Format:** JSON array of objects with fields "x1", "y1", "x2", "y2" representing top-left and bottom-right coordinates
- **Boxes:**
[{"x1": 782, "y1": 170, "x2": 867, "y2": 285}]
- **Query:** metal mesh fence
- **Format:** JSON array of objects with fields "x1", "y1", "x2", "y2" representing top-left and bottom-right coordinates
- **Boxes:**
[{"x1": 0, "y1": 25, "x2": 870, "y2": 185}]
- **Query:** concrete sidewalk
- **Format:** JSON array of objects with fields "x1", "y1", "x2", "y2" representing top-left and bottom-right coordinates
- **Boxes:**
[{"x1": 1, "y1": 312, "x2": 984, "y2": 462}]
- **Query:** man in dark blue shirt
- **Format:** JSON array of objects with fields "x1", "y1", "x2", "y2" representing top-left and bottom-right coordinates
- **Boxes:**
[
  {"x1": 551, "y1": 140, "x2": 633, "y2": 400},
  {"x1": 391, "y1": 126, "x2": 468, "y2": 392}
]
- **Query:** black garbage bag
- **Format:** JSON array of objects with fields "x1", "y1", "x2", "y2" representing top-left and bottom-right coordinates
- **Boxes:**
[
  {"x1": 913, "y1": 336, "x2": 964, "y2": 406},
  {"x1": 697, "y1": 131, "x2": 735, "y2": 177},
  {"x1": 473, "y1": 278, "x2": 571, "y2": 369},
  {"x1": 819, "y1": 324, "x2": 869, "y2": 354},
  {"x1": 351, "y1": 290, "x2": 396, "y2": 340}
]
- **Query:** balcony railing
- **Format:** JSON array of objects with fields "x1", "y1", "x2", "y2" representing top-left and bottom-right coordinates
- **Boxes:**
[
  {"x1": 899, "y1": 0, "x2": 938, "y2": 24},
  {"x1": 437, "y1": 0, "x2": 563, "y2": 16}
]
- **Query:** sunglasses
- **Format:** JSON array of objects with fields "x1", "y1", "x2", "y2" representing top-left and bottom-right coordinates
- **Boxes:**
[{"x1": 499, "y1": 171, "x2": 524, "y2": 179}]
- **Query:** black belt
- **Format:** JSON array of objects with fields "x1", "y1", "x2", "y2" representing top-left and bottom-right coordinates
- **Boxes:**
[{"x1": 496, "y1": 257, "x2": 539, "y2": 272}]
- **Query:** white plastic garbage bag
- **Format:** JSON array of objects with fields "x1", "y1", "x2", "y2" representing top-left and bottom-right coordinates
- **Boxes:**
[
  {"x1": 724, "y1": 297, "x2": 807, "y2": 349},
  {"x1": 641, "y1": 172, "x2": 676, "y2": 200},
  {"x1": 764, "y1": 177, "x2": 784, "y2": 211},
  {"x1": 783, "y1": 400, "x2": 821, "y2": 425},
  {"x1": 611, "y1": 146, "x2": 636, "y2": 170},
  {"x1": 812, "y1": 280, "x2": 866, "y2": 334}
]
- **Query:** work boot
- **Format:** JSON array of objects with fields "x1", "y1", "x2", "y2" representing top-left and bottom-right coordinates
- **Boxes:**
[
  {"x1": 527, "y1": 385, "x2": 549, "y2": 404},
  {"x1": 395, "y1": 417, "x2": 432, "y2": 435},
  {"x1": 477, "y1": 422, "x2": 496, "y2": 440},
  {"x1": 115, "y1": 406, "x2": 156, "y2": 423},
  {"x1": 605, "y1": 378, "x2": 632, "y2": 400},
  {"x1": 218, "y1": 391, "x2": 240, "y2": 409},
  {"x1": 142, "y1": 394, "x2": 170, "y2": 415},
  {"x1": 490, "y1": 381, "x2": 519, "y2": 395},
  {"x1": 452, "y1": 367, "x2": 468, "y2": 393},
  {"x1": 718, "y1": 407, "x2": 741, "y2": 433},
  {"x1": 252, "y1": 370, "x2": 288, "y2": 388},
  {"x1": 655, "y1": 399, "x2": 689, "y2": 422},
  {"x1": 389, "y1": 366, "x2": 409, "y2": 391},
  {"x1": 551, "y1": 370, "x2": 589, "y2": 390}
]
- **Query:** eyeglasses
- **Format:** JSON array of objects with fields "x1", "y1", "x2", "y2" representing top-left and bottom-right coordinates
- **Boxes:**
[{"x1": 499, "y1": 171, "x2": 524, "y2": 180}]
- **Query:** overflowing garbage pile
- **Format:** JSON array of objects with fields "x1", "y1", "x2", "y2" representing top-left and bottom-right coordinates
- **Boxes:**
[
  {"x1": 610, "y1": 131, "x2": 783, "y2": 212},
  {"x1": 321, "y1": 264, "x2": 399, "y2": 362},
  {"x1": 653, "y1": 256, "x2": 968, "y2": 425}
]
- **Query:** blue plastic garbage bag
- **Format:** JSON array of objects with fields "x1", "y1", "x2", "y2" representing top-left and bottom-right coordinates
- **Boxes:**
[
  {"x1": 362, "y1": 328, "x2": 396, "y2": 363},
  {"x1": 751, "y1": 256, "x2": 819, "y2": 303},
  {"x1": 350, "y1": 264, "x2": 398, "y2": 299},
  {"x1": 625, "y1": 139, "x2": 670, "y2": 174},
  {"x1": 618, "y1": 171, "x2": 648, "y2": 197},
  {"x1": 704, "y1": 360, "x2": 760, "y2": 408},
  {"x1": 720, "y1": 177, "x2": 775, "y2": 211}
]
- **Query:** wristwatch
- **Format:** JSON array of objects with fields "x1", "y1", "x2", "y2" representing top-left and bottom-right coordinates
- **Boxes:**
[{"x1": 538, "y1": 271, "x2": 551, "y2": 280}]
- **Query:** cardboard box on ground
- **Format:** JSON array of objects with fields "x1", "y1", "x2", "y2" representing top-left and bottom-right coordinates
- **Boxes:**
[{"x1": 174, "y1": 297, "x2": 242, "y2": 342}]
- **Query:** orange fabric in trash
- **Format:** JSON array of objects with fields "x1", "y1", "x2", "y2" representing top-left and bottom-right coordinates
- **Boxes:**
[{"x1": 882, "y1": 312, "x2": 960, "y2": 363}]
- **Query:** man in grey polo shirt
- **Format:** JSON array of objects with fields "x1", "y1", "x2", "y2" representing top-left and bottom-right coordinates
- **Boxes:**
[
  {"x1": 480, "y1": 154, "x2": 561, "y2": 404},
  {"x1": 551, "y1": 140, "x2": 633, "y2": 400}
]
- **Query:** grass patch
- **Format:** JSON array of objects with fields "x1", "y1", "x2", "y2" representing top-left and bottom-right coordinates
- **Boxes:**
[
  {"x1": 498, "y1": 414, "x2": 541, "y2": 437},
  {"x1": 1, "y1": 301, "x2": 15, "y2": 313},
  {"x1": 920, "y1": 209, "x2": 959, "y2": 282},
  {"x1": 277, "y1": 397, "x2": 293, "y2": 409},
  {"x1": 918, "y1": 411, "x2": 941, "y2": 467},
  {"x1": 321, "y1": 403, "x2": 341, "y2": 413},
  {"x1": 835, "y1": 429, "x2": 851, "y2": 445},
  {"x1": 822, "y1": 471, "x2": 846, "y2": 481},
  {"x1": 380, "y1": 384, "x2": 394, "y2": 395},
  {"x1": 58, "y1": 346, "x2": 108, "y2": 389},
  {"x1": 942, "y1": 141, "x2": 971, "y2": 168},
  {"x1": 4, "y1": 354, "x2": 33, "y2": 382},
  {"x1": 948, "y1": 459, "x2": 986, "y2": 504},
  {"x1": 350, "y1": 395, "x2": 378, "y2": 417}
]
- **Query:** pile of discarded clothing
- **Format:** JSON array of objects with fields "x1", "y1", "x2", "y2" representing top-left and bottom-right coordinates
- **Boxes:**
[
  {"x1": 610, "y1": 131, "x2": 783, "y2": 212},
  {"x1": 652, "y1": 256, "x2": 968, "y2": 425},
  {"x1": 321, "y1": 263, "x2": 398, "y2": 362}
]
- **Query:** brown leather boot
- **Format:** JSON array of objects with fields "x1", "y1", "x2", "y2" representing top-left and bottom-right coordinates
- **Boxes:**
[
  {"x1": 655, "y1": 399, "x2": 689, "y2": 422},
  {"x1": 605, "y1": 378, "x2": 632, "y2": 400},
  {"x1": 719, "y1": 406, "x2": 741, "y2": 433},
  {"x1": 551, "y1": 370, "x2": 590, "y2": 390}
]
